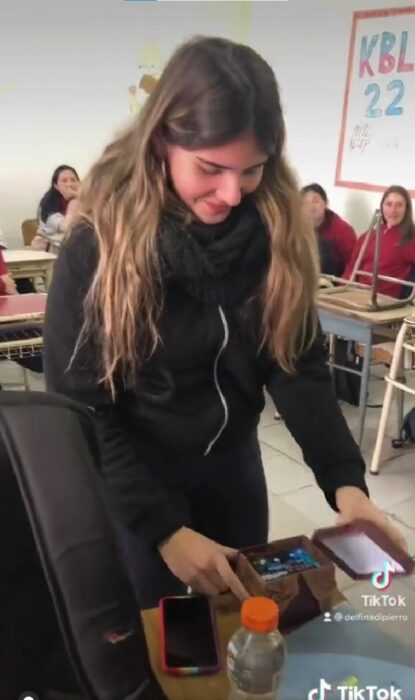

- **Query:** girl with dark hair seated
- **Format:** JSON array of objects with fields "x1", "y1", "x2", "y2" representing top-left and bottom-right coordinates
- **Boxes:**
[
  {"x1": 302, "y1": 183, "x2": 356, "y2": 276},
  {"x1": 32, "y1": 165, "x2": 80, "y2": 250},
  {"x1": 344, "y1": 185, "x2": 415, "y2": 298}
]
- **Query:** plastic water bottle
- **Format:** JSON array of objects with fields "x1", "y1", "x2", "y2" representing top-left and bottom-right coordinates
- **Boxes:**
[{"x1": 227, "y1": 597, "x2": 286, "y2": 699}]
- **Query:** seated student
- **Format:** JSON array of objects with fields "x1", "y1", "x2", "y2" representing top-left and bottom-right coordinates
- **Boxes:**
[
  {"x1": 343, "y1": 185, "x2": 415, "y2": 299},
  {"x1": 32, "y1": 165, "x2": 80, "y2": 250},
  {"x1": 0, "y1": 224, "x2": 36, "y2": 294},
  {"x1": 0, "y1": 249, "x2": 17, "y2": 296},
  {"x1": 317, "y1": 234, "x2": 339, "y2": 277},
  {"x1": 302, "y1": 184, "x2": 356, "y2": 276}
]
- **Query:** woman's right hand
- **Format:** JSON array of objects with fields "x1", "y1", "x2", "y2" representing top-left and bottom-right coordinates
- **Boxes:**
[
  {"x1": 58, "y1": 181, "x2": 80, "y2": 200},
  {"x1": 158, "y1": 526, "x2": 249, "y2": 600}
]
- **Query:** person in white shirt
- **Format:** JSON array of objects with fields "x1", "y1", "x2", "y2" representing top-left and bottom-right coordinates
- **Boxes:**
[
  {"x1": 32, "y1": 165, "x2": 80, "y2": 250},
  {"x1": 0, "y1": 225, "x2": 35, "y2": 293}
]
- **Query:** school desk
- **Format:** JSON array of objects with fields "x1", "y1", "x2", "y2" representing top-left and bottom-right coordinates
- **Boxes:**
[
  {"x1": 317, "y1": 296, "x2": 415, "y2": 446},
  {"x1": 0, "y1": 294, "x2": 46, "y2": 364},
  {"x1": 3, "y1": 249, "x2": 56, "y2": 290}
]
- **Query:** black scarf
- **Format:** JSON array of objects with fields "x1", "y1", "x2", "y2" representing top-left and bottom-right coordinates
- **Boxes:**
[{"x1": 159, "y1": 199, "x2": 269, "y2": 306}]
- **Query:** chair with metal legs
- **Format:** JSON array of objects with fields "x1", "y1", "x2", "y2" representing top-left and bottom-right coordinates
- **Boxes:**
[
  {"x1": 370, "y1": 316, "x2": 415, "y2": 475},
  {"x1": 320, "y1": 209, "x2": 415, "y2": 311}
]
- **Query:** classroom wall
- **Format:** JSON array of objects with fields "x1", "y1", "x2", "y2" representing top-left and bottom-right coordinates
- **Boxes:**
[
  {"x1": 0, "y1": 0, "x2": 412, "y2": 247},
  {"x1": 259, "y1": 0, "x2": 415, "y2": 232}
]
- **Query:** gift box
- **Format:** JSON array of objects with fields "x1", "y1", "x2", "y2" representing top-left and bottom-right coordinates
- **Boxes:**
[
  {"x1": 215, "y1": 535, "x2": 337, "y2": 632},
  {"x1": 215, "y1": 521, "x2": 414, "y2": 632}
]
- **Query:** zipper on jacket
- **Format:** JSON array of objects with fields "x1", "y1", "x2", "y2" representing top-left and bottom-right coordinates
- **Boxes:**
[{"x1": 204, "y1": 306, "x2": 229, "y2": 456}]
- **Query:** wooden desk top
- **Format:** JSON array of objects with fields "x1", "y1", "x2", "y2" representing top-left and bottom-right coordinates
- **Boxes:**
[
  {"x1": 142, "y1": 588, "x2": 345, "y2": 700},
  {"x1": 3, "y1": 249, "x2": 56, "y2": 263},
  {"x1": 142, "y1": 608, "x2": 239, "y2": 700},
  {"x1": 0, "y1": 293, "x2": 47, "y2": 322},
  {"x1": 317, "y1": 296, "x2": 415, "y2": 326}
]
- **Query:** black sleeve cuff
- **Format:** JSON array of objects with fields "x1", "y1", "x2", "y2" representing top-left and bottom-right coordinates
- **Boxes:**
[{"x1": 324, "y1": 481, "x2": 370, "y2": 512}]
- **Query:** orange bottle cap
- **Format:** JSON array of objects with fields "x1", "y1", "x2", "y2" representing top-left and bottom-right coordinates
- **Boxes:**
[{"x1": 241, "y1": 596, "x2": 279, "y2": 633}]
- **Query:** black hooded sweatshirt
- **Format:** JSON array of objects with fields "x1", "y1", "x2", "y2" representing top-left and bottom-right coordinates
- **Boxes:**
[{"x1": 44, "y1": 200, "x2": 368, "y2": 547}]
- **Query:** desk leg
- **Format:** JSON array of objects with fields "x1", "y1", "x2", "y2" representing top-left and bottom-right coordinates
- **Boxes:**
[
  {"x1": 371, "y1": 322, "x2": 408, "y2": 475},
  {"x1": 328, "y1": 334, "x2": 336, "y2": 377},
  {"x1": 45, "y1": 265, "x2": 53, "y2": 291},
  {"x1": 395, "y1": 358, "x2": 406, "y2": 438},
  {"x1": 357, "y1": 332, "x2": 372, "y2": 447}
]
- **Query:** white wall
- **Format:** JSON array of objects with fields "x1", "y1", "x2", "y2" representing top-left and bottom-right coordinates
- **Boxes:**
[
  {"x1": 0, "y1": 0, "x2": 411, "y2": 246},
  {"x1": 253, "y1": 0, "x2": 415, "y2": 233}
]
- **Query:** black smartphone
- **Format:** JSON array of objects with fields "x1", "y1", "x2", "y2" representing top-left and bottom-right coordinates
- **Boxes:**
[{"x1": 159, "y1": 595, "x2": 221, "y2": 676}]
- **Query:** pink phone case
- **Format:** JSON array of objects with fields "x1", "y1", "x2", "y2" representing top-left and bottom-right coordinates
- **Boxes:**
[
  {"x1": 159, "y1": 595, "x2": 221, "y2": 676},
  {"x1": 312, "y1": 519, "x2": 415, "y2": 580}
]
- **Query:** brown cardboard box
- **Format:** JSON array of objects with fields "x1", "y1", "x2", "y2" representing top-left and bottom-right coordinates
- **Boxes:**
[{"x1": 215, "y1": 535, "x2": 337, "y2": 632}]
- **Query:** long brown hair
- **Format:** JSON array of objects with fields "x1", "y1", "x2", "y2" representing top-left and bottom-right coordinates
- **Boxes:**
[
  {"x1": 73, "y1": 36, "x2": 319, "y2": 396},
  {"x1": 380, "y1": 185, "x2": 415, "y2": 245}
]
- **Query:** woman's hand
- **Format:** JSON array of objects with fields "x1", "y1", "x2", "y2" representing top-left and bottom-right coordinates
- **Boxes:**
[
  {"x1": 58, "y1": 181, "x2": 80, "y2": 201},
  {"x1": 1, "y1": 274, "x2": 17, "y2": 295},
  {"x1": 58, "y1": 197, "x2": 79, "y2": 234},
  {"x1": 335, "y1": 486, "x2": 408, "y2": 552},
  {"x1": 158, "y1": 526, "x2": 249, "y2": 599}
]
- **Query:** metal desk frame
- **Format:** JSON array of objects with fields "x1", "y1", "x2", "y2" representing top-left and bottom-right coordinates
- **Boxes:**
[{"x1": 318, "y1": 304, "x2": 412, "y2": 447}]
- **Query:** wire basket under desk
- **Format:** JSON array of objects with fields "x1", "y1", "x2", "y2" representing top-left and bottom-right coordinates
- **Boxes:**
[{"x1": 0, "y1": 325, "x2": 43, "y2": 361}]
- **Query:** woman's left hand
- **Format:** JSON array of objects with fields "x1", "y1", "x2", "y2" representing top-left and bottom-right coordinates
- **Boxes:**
[{"x1": 335, "y1": 486, "x2": 408, "y2": 552}]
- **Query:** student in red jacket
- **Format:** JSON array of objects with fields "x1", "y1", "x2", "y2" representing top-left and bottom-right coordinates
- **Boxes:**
[
  {"x1": 0, "y1": 250, "x2": 17, "y2": 295},
  {"x1": 343, "y1": 185, "x2": 415, "y2": 299},
  {"x1": 302, "y1": 184, "x2": 356, "y2": 275}
]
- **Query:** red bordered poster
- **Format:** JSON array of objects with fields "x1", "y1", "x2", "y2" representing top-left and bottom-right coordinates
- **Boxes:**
[{"x1": 335, "y1": 7, "x2": 415, "y2": 195}]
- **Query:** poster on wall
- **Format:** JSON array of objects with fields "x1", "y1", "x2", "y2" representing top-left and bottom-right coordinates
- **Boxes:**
[
  {"x1": 126, "y1": 2, "x2": 252, "y2": 115},
  {"x1": 335, "y1": 7, "x2": 415, "y2": 196}
]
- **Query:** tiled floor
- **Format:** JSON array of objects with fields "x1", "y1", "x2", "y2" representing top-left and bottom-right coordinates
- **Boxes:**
[{"x1": 2, "y1": 360, "x2": 415, "y2": 645}]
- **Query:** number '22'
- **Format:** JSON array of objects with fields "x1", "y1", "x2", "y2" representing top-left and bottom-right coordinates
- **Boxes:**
[{"x1": 364, "y1": 80, "x2": 404, "y2": 118}]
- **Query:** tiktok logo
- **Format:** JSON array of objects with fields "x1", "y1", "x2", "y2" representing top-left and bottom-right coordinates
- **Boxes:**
[
  {"x1": 371, "y1": 560, "x2": 398, "y2": 591},
  {"x1": 308, "y1": 679, "x2": 332, "y2": 699},
  {"x1": 308, "y1": 680, "x2": 402, "y2": 699}
]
